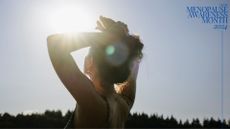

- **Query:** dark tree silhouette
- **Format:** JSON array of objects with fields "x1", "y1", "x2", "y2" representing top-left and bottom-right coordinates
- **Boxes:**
[{"x1": 0, "y1": 110, "x2": 229, "y2": 128}]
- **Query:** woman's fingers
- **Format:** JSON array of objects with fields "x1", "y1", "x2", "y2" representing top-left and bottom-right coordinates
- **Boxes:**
[
  {"x1": 99, "y1": 16, "x2": 116, "y2": 29},
  {"x1": 96, "y1": 21, "x2": 105, "y2": 31},
  {"x1": 116, "y1": 21, "x2": 129, "y2": 34},
  {"x1": 96, "y1": 16, "x2": 130, "y2": 36}
]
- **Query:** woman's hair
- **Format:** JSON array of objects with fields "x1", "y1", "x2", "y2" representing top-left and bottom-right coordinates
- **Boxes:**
[{"x1": 88, "y1": 16, "x2": 144, "y2": 84}]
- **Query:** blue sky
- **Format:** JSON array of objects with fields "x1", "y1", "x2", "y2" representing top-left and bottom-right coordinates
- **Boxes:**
[{"x1": 0, "y1": 0, "x2": 229, "y2": 121}]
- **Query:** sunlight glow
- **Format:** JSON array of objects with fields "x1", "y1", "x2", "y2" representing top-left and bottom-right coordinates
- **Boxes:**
[
  {"x1": 44, "y1": 4, "x2": 95, "y2": 72},
  {"x1": 47, "y1": 4, "x2": 94, "y2": 33}
]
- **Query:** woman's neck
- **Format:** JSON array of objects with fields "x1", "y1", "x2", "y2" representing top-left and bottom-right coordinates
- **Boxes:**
[{"x1": 92, "y1": 78, "x2": 115, "y2": 97}]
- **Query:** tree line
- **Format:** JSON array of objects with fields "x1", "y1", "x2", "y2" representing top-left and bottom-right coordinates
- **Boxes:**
[{"x1": 0, "y1": 110, "x2": 229, "y2": 128}]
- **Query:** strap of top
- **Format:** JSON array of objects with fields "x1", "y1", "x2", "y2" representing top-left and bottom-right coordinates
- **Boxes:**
[{"x1": 64, "y1": 110, "x2": 75, "y2": 129}]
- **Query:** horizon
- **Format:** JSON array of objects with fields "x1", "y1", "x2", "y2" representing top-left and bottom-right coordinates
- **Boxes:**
[{"x1": 1, "y1": 109, "x2": 229, "y2": 123}]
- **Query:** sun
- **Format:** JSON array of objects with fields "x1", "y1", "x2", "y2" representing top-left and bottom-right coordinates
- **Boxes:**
[
  {"x1": 47, "y1": 4, "x2": 94, "y2": 33},
  {"x1": 45, "y1": 4, "x2": 96, "y2": 71}
]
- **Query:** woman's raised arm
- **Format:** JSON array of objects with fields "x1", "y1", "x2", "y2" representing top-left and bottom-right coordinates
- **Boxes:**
[
  {"x1": 47, "y1": 33, "x2": 106, "y2": 110},
  {"x1": 116, "y1": 59, "x2": 140, "y2": 109}
]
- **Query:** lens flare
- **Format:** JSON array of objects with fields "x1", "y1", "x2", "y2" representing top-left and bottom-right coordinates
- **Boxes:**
[
  {"x1": 106, "y1": 45, "x2": 115, "y2": 55},
  {"x1": 105, "y1": 42, "x2": 129, "y2": 66}
]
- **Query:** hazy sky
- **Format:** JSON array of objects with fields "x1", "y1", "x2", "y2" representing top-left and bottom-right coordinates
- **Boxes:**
[{"x1": 0, "y1": 0, "x2": 229, "y2": 121}]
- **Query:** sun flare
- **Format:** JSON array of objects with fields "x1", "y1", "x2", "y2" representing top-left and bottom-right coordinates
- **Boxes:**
[
  {"x1": 44, "y1": 4, "x2": 95, "y2": 72},
  {"x1": 47, "y1": 4, "x2": 94, "y2": 33}
]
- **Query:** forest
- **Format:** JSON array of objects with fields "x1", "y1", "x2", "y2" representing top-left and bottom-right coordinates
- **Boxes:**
[{"x1": 0, "y1": 110, "x2": 230, "y2": 128}]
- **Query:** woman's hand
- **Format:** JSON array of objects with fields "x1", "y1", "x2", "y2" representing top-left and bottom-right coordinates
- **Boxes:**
[{"x1": 96, "y1": 16, "x2": 129, "y2": 37}]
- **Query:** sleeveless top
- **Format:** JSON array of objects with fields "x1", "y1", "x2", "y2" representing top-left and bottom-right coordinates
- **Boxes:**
[{"x1": 64, "y1": 96, "x2": 111, "y2": 128}]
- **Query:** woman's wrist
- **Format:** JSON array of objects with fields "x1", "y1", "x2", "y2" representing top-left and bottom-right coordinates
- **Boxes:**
[{"x1": 47, "y1": 32, "x2": 121, "y2": 53}]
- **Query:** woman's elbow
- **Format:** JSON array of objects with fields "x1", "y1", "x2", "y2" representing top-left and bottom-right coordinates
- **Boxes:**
[
  {"x1": 47, "y1": 34, "x2": 57, "y2": 45},
  {"x1": 47, "y1": 34, "x2": 63, "y2": 51}
]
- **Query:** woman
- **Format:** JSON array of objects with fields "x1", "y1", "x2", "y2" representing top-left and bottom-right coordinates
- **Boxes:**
[{"x1": 47, "y1": 16, "x2": 144, "y2": 128}]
